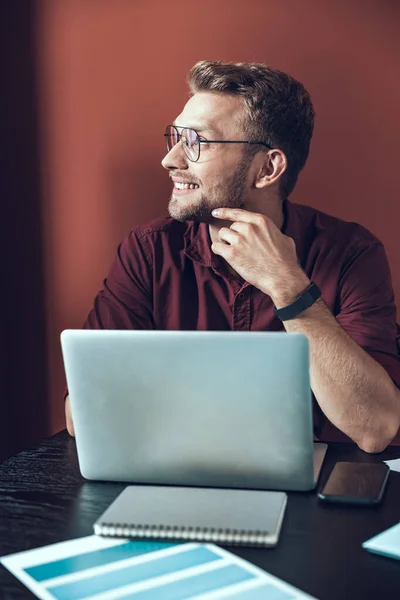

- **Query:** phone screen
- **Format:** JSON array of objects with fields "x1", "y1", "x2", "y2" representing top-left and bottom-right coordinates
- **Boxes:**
[{"x1": 318, "y1": 462, "x2": 390, "y2": 504}]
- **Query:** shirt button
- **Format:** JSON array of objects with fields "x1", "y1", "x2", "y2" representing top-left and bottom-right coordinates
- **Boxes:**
[{"x1": 238, "y1": 293, "x2": 245, "y2": 300}]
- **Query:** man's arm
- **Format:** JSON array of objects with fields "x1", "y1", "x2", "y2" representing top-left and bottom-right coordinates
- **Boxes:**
[
  {"x1": 274, "y1": 289, "x2": 400, "y2": 453},
  {"x1": 65, "y1": 395, "x2": 74, "y2": 436},
  {"x1": 211, "y1": 208, "x2": 400, "y2": 453}
]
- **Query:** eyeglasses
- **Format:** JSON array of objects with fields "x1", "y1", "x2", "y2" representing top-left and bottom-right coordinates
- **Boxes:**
[{"x1": 164, "y1": 125, "x2": 272, "y2": 163}]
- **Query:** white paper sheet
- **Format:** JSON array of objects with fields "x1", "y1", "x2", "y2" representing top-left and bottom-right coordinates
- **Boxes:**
[
  {"x1": 384, "y1": 458, "x2": 400, "y2": 473},
  {"x1": 1, "y1": 535, "x2": 317, "y2": 600},
  {"x1": 362, "y1": 521, "x2": 400, "y2": 560}
]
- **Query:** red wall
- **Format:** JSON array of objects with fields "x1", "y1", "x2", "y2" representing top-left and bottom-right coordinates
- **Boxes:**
[{"x1": 36, "y1": 0, "x2": 400, "y2": 436}]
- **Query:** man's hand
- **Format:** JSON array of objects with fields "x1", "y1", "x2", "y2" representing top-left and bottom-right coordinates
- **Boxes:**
[
  {"x1": 211, "y1": 208, "x2": 309, "y2": 301},
  {"x1": 65, "y1": 395, "x2": 75, "y2": 437}
]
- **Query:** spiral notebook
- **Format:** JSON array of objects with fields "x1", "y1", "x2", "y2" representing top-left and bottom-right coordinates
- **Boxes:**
[{"x1": 93, "y1": 485, "x2": 287, "y2": 547}]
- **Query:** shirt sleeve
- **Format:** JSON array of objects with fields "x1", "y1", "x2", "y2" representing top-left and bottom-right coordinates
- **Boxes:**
[
  {"x1": 64, "y1": 231, "x2": 154, "y2": 402},
  {"x1": 83, "y1": 230, "x2": 154, "y2": 330},
  {"x1": 335, "y1": 239, "x2": 400, "y2": 388}
]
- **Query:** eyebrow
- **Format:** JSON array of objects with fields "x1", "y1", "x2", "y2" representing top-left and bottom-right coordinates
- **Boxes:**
[{"x1": 172, "y1": 121, "x2": 219, "y2": 136}]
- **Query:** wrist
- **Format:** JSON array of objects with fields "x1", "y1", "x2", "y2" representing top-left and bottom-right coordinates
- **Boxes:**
[
  {"x1": 268, "y1": 272, "x2": 311, "y2": 308},
  {"x1": 273, "y1": 280, "x2": 322, "y2": 322}
]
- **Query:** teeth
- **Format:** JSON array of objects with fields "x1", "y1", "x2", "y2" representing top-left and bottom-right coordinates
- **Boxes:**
[{"x1": 174, "y1": 182, "x2": 199, "y2": 190}]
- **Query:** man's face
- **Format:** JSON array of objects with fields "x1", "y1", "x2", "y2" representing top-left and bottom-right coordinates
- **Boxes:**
[{"x1": 162, "y1": 92, "x2": 253, "y2": 223}]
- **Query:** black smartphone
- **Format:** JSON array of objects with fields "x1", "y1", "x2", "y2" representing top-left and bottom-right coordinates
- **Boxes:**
[{"x1": 318, "y1": 461, "x2": 390, "y2": 505}]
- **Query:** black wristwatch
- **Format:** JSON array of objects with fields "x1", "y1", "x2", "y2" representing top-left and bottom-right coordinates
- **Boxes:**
[{"x1": 273, "y1": 282, "x2": 322, "y2": 321}]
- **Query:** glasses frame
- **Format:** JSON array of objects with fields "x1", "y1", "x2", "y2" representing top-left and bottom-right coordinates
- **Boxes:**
[{"x1": 164, "y1": 125, "x2": 273, "y2": 162}]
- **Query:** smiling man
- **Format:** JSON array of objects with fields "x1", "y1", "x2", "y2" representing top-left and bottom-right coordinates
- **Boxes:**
[{"x1": 65, "y1": 60, "x2": 400, "y2": 451}]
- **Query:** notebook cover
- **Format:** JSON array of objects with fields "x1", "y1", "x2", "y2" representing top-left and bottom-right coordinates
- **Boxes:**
[{"x1": 94, "y1": 485, "x2": 287, "y2": 547}]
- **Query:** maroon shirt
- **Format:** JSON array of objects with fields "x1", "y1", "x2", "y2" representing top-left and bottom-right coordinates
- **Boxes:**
[{"x1": 83, "y1": 200, "x2": 400, "y2": 441}]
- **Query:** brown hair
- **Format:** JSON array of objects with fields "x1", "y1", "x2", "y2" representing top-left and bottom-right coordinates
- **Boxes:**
[{"x1": 187, "y1": 60, "x2": 315, "y2": 197}]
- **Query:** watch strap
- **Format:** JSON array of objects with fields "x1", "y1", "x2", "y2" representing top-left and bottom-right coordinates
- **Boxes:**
[{"x1": 273, "y1": 282, "x2": 322, "y2": 321}]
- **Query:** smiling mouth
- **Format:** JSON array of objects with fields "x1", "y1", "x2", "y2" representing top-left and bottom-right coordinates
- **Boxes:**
[{"x1": 174, "y1": 182, "x2": 200, "y2": 190}]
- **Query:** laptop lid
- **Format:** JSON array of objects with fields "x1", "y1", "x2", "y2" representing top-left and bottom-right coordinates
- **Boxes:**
[{"x1": 61, "y1": 330, "x2": 321, "y2": 491}]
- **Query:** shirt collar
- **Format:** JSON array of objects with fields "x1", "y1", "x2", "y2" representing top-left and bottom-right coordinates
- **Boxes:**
[
  {"x1": 183, "y1": 221, "x2": 215, "y2": 267},
  {"x1": 282, "y1": 199, "x2": 312, "y2": 269}
]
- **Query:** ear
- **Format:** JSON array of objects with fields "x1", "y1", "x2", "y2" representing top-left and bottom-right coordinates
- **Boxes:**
[{"x1": 254, "y1": 149, "x2": 287, "y2": 189}]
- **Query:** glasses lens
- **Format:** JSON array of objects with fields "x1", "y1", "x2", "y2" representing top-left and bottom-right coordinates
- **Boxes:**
[
  {"x1": 165, "y1": 125, "x2": 179, "y2": 152},
  {"x1": 181, "y1": 128, "x2": 199, "y2": 161}
]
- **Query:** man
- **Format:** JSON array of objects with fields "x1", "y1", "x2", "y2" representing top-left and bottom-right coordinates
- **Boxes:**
[{"x1": 65, "y1": 60, "x2": 400, "y2": 452}]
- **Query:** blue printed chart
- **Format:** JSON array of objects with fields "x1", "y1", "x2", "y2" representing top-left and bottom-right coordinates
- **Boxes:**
[{"x1": 1, "y1": 536, "x2": 316, "y2": 599}]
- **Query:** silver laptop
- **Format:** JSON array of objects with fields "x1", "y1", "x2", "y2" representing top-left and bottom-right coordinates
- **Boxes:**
[{"x1": 61, "y1": 330, "x2": 327, "y2": 491}]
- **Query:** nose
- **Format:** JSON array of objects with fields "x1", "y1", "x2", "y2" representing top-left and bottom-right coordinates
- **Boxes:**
[{"x1": 161, "y1": 142, "x2": 188, "y2": 171}]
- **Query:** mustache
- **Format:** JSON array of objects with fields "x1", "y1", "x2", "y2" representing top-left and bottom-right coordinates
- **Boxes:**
[{"x1": 169, "y1": 174, "x2": 201, "y2": 185}]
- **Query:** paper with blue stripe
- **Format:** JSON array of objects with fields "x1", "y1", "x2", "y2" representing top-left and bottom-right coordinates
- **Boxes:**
[
  {"x1": 25, "y1": 540, "x2": 178, "y2": 582},
  {"x1": 47, "y1": 546, "x2": 224, "y2": 599},
  {"x1": 1, "y1": 535, "x2": 317, "y2": 599}
]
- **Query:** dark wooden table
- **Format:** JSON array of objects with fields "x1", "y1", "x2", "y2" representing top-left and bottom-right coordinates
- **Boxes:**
[{"x1": 0, "y1": 431, "x2": 399, "y2": 599}]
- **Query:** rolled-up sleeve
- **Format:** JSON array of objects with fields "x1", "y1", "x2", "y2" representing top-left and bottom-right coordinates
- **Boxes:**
[{"x1": 335, "y1": 239, "x2": 400, "y2": 388}]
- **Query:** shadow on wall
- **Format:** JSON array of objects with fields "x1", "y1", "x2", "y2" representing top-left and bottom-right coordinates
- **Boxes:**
[{"x1": 0, "y1": 1, "x2": 49, "y2": 460}]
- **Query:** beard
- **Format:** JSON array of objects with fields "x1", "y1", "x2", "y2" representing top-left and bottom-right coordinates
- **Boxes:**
[{"x1": 168, "y1": 154, "x2": 250, "y2": 224}]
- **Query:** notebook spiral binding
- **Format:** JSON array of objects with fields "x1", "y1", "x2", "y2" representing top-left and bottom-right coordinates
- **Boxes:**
[{"x1": 94, "y1": 522, "x2": 271, "y2": 546}]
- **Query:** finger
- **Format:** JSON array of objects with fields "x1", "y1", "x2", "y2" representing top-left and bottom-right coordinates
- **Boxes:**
[
  {"x1": 229, "y1": 221, "x2": 252, "y2": 235},
  {"x1": 211, "y1": 208, "x2": 261, "y2": 222},
  {"x1": 211, "y1": 241, "x2": 231, "y2": 257},
  {"x1": 218, "y1": 226, "x2": 241, "y2": 245}
]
